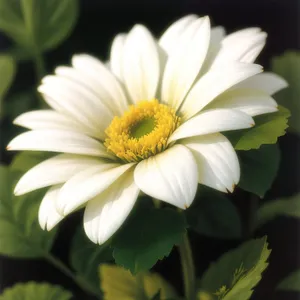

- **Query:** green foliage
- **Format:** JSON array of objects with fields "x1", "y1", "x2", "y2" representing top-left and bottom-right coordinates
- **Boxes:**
[
  {"x1": 226, "y1": 106, "x2": 290, "y2": 150},
  {"x1": 200, "y1": 237, "x2": 271, "y2": 300},
  {"x1": 70, "y1": 226, "x2": 113, "y2": 292},
  {"x1": 186, "y1": 187, "x2": 241, "y2": 239},
  {"x1": 256, "y1": 193, "x2": 300, "y2": 228},
  {"x1": 0, "y1": 282, "x2": 72, "y2": 300},
  {"x1": 272, "y1": 51, "x2": 300, "y2": 134},
  {"x1": 10, "y1": 151, "x2": 52, "y2": 173},
  {"x1": 3, "y1": 90, "x2": 37, "y2": 119},
  {"x1": 277, "y1": 269, "x2": 300, "y2": 291},
  {"x1": 100, "y1": 264, "x2": 177, "y2": 300},
  {"x1": 0, "y1": 0, "x2": 79, "y2": 53},
  {"x1": 0, "y1": 54, "x2": 16, "y2": 116},
  {"x1": 112, "y1": 207, "x2": 187, "y2": 274},
  {"x1": 238, "y1": 144, "x2": 280, "y2": 197},
  {"x1": 0, "y1": 165, "x2": 56, "y2": 258}
]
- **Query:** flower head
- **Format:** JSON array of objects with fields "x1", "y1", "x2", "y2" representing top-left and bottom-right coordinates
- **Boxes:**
[{"x1": 8, "y1": 15, "x2": 287, "y2": 244}]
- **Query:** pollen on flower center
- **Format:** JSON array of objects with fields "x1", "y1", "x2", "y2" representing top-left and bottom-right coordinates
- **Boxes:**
[{"x1": 104, "y1": 99, "x2": 181, "y2": 162}]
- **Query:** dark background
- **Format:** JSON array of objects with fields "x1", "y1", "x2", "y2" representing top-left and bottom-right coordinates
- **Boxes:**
[{"x1": 0, "y1": 0, "x2": 300, "y2": 299}]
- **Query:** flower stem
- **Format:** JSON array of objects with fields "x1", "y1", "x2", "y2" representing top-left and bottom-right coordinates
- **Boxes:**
[
  {"x1": 178, "y1": 232, "x2": 196, "y2": 300},
  {"x1": 44, "y1": 253, "x2": 102, "y2": 299},
  {"x1": 136, "y1": 272, "x2": 147, "y2": 300}
]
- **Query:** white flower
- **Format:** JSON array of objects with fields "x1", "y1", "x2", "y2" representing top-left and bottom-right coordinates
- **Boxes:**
[{"x1": 8, "y1": 15, "x2": 287, "y2": 244}]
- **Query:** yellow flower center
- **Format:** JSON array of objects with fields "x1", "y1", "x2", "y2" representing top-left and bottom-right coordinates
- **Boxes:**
[{"x1": 104, "y1": 99, "x2": 181, "y2": 162}]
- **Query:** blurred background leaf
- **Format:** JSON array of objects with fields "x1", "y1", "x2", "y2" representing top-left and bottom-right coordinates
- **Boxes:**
[
  {"x1": 0, "y1": 165, "x2": 56, "y2": 258},
  {"x1": 256, "y1": 193, "x2": 300, "y2": 228},
  {"x1": 70, "y1": 226, "x2": 112, "y2": 293},
  {"x1": 272, "y1": 51, "x2": 300, "y2": 135},
  {"x1": 277, "y1": 269, "x2": 300, "y2": 292},
  {"x1": 0, "y1": 0, "x2": 79, "y2": 54},
  {"x1": 186, "y1": 187, "x2": 241, "y2": 239},
  {"x1": 0, "y1": 54, "x2": 15, "y2": 116},
  {"x1": 238, "y1": 144, "x2": 280, "y2": 197},
  {"x1": 100, "y1": 264, "x2": 177, "y2": 300},
  {"x1": 0, "y1": 282, "x2": 72, "y2": 299}
]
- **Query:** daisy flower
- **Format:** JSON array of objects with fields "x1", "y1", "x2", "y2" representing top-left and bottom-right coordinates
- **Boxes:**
[{"x1": 7, "y1": 15, "x2": 287, "y2": 244}]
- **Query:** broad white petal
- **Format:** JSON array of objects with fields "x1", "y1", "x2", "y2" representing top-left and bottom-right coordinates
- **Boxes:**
[
  {"x1": 84, "y1": 170, "x2": 139, "y2": 244},
  {"x1": 134, "y1": 145, "x2": 198, "y2": 209},
  {"x1": 212, "y1": 28, "x2": 267, "y2": 65},
  {"x1": 206, "y1": 89, "x2": 278, "y2": 116},
  {"x1": 235, "y1": 72, "x2": 288, "y2": 95},
  {"x1": 180, "y1": 62, "x2": 263, "y2": 119},
  {"x1": 57, "y1": 163, "x2": 135, "y2": 215},
  {"x1": 161, "y1": 16, "x2": 211, "y2": 110},
  {"x1": 110, "y1": 33, "x2": 127, "y2": 82},
  {"x1": 39, "y1": 185, "x2": 64, "y2": 231},
  {"x1": 71, "y1": 54, "x2": 128, "y2": 115},
  {"x1": 123, "y1": 25, "x2": 160, "y2": 103},
  {"x1": 14, "y1": 110, "x2": 89, "y2": 134},
  {"x1": 39, "y1": 75, "x2": 114, "y2": 140},
  {"x1": 168, "y1": 109, "x2": 254, "y2": 143},
  {"x1": 200, "y1": 26, "x2": 226, "y2": 74},
  {"x1": 181, "y1": 133, "x2": 239, "y2": 192},
  {"x1": 158, "y1": 14, "x2": 198, "y2": 55},
  {"x1": 14, "y1": 154, "x2": 105, "y2": 195},
  {"x1": 7, "y1": 130, "x2": 113, "y2": 159}
]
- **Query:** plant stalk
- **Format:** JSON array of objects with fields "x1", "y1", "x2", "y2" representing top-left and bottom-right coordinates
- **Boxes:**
[
  {"x1": 178, "y1": 232, "x2": 196, "y2": 300},
  {"x1": 44, "y1": 253, "x2": 102, "y2": 299}
]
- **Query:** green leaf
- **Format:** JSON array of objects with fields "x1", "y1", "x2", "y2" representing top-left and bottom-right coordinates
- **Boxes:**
[
  {"x1": 10, "y1": 151, "x2": 52, "y2": 173},
  {"x1": 70, "y1": 226, "x2": 112, "y2": 292},
  {"x1": 0, "y1": 55, "x2": 15, "y2": 97},
  {"x1": 226, "y1": 106, "x2": 290, "y2": 150},
  {"x1": 0, "y1": 54, "x2": 16, "y2": 116},
  {"x1": 200, "y1": 237, "x2": 271, "y2": 300},
  {"x1": 0, "y1": 282, "x2": 72, "y2": 300},
  {"x1": 100, "y1": 264, "x2": 177, "y2": 300},
  {"x1": 256, "y1": 193, "x2": 300, "y2": 228},
  {"x1": 112, "y1": 208, "x2": 187, "y2": 274},
  {"x1": 0, "y1": 165, "x2": 56, "y2": 258},
  {"x1": 238, "y1": 144, "x2": 280, "y2": 197},
  {"x1": 272, "y1": 51, "x2": 300, "y2": 134},
  {"x1": 0, "y1": 0, "x2": 79, "y2": 52},
  {"x1": 277, "y1": 269, "x2": 300, "y2": 291},
  {"x1": 3, "y1": 90, "x2": 37, "y2": 119},
  {"x1": 186, "y1": 187, "x2": 241, "y2": 239},
  {"x1": 197, "y1": 291, "x2": 215, "y2": 300}
]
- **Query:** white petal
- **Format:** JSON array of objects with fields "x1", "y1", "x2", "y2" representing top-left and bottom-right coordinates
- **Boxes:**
[
  {"x1": 235, "y1": 72, "x2": 288, "y2": 95},
  {"x1": 168, "y1": 109, "x2": 254, "y2": 143},
  {"x1": 84, "y1": 170, "x2": 139, "y2": 244},
  {"x1": 7, "y1": 129, "x2": 113, "y2": 159},
  {"x1": 206, "y1": 89, "x2": 278, "y2": 116},
  {"x1": 161, "y1": 16, "x2": 211, "y2": 111},
  {"x1": 181, "y1": 133, "x2": 239, "y2": 192},
  {"x1": 158, "y1": 14, "x2": 198, "y2": 55},
  {"x1": 200, "y1": 26, "x2": 226, "y2": 74},
  {"x1": 14, "y1": 154, "x2": 105, "y2": 195},
  {"x1": 110, "y1": 33, "x2": 127, "y2": 82},
  {"x1": 122, "y1": 25, "x2": 160, "y2": 103},
  {"x1": 180, "y1": 62, "x2": 263, "y2": 119},
  {"x1": 213, "y1": 28, "x2": 267, "y2": 65},
  {"x1": 57, "y1": 163, "x2": 135, "y2": 215},
  {"x1": 71, "y1": 54, "x2": 128, "y2": 115},
  {"x1": 39, "y1": 185, "x2": 64, "y2": 231},
  {"x1": 13, "y1": 110, "x2": 89, "y2": 134},
  {"x1": 39, "y1": 75, "x2": 114, "y2": 140},
  {"x1": 134, "y1": 145, "x2": 198, "y2": 209}
]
